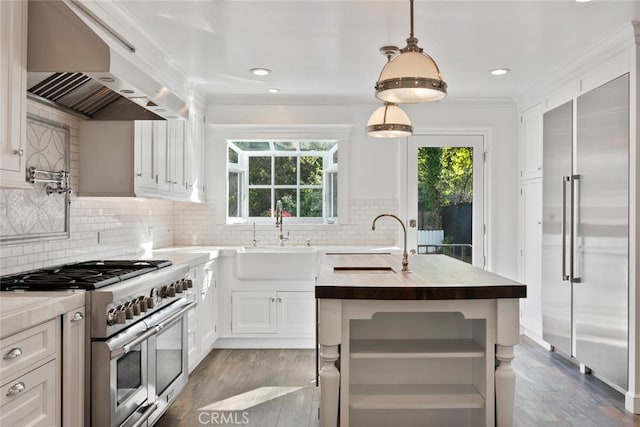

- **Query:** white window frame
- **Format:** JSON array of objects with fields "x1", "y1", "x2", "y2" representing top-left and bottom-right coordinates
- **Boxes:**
[{"x1": 212, "y1": 125, "x2": 351, "y2": 226}]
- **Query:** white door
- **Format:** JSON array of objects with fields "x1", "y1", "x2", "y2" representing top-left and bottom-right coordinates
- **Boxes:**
[
  {"x1": 231, "y1": 291, "x2": 276, "y2": 334},
  {"x1": 407, "y1": 134, "x2": 485, "y2": 267},
  {"x1": 276, "y1": 292, "x2": 315, "y2": 336}
]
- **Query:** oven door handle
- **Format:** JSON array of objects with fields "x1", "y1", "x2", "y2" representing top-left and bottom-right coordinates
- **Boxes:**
[
  {"x1": 109, "y1": 301, "x2": 196, "y2": 360},
  {"x1": 154, "y1": 301, "x2": 196, "y2": 331},
  {"x1": 131, "y1": 401, "x2": 159, "y2": 427},
  {"x1": 110, "y1": 326, "x2": 159, "y2": 360}
]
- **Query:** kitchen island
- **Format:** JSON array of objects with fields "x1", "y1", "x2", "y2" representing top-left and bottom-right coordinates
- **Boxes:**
[{"x1": 315, "y1": 253, "x2": 526, "y2": 427}]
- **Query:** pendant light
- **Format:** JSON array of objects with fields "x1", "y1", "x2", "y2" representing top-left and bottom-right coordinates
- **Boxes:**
[
  {"x1": 366, "y1": 46, "x2": 413, "y2": 138},
  {"x1": 375, "y1": 0, "x2": 447, "y2": 104},
  {"x1": 366, "y1": 102, "x2": 413, "y2": 138}
]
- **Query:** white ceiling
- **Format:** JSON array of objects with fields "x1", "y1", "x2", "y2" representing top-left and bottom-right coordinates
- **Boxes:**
[{"x1": 115, "y1": 0, "x2": 640, "y2": 103}]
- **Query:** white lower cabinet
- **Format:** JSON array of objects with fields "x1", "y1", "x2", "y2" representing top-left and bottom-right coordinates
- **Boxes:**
[
  {"x1": 0, "y1": 319, "x2": 60, "y2": 427},
  {"x1": 62, "y1": 306, "x2": 85, "y2": 427},
  {"x1": 0, "y1": 359, "x2": 57, "y2": 426},
  {"x1": 188, "y1": 260, "x2": 218, "y2": 373},
  {"x1": 231, "y1": 291, "x2": 314, "y2": 336}
]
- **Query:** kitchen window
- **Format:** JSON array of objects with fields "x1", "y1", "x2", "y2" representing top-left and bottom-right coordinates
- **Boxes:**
[{"x1": 227, "y1": 140, "x2": 338, "y2": 224}]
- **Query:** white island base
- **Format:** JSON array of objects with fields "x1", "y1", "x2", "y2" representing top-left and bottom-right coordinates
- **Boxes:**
[{"x1": 318, "y1": 298, "x2": 519, "y2": 427}]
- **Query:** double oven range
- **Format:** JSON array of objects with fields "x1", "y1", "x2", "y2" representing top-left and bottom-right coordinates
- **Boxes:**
[{"x1": 1, "y1": 260, "x2": 195, "y2": 427}]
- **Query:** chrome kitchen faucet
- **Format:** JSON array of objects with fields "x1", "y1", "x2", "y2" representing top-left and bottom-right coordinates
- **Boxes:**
[
  {"x1": 275, "y1": 200, "x2": 289, "y2": 246},
  {"x1": 371, "y1": 213, "x2": 410, "y2": 272}
]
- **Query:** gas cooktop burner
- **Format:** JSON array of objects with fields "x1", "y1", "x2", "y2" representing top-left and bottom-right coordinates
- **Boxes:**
[{"x1": 0, "y1": 260, "x2": 173, "y2": 291}]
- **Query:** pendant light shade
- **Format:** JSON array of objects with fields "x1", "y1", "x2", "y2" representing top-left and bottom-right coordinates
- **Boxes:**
[
  {"x1": 366, "y1": 102, "x2": 413, "y2": 138},
  {"x1": 375, "y1": 0, "x2": 447, "y2": 104}
]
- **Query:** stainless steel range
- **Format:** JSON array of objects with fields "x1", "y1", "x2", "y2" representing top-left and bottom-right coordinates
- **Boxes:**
[{"x1": 1, "y1": 260, "x2": 195, "y2": 427}]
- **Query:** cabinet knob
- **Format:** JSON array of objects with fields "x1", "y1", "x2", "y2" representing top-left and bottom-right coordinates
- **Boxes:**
[
  {"x1": 13, "y1": 148, "x2": 24, "y2": 156},
  {"x1": 278, "y1": 298, "x2": 282, "y2": 303},
  {"x1": 270, "y1": 297, "x2": 276, "y2": 303},
  {"x1": 71, "y1": 312, "x2": 84, "y2": 322},
  {"x1": 6, "y1": 381, "x2": 25, "y2": 397},
  {"x1": 136, "y1": 173, "x2": 143, "y2": 177},
  {"x1": 3, "y1": 347, "x2": 22, "y2": 360}
]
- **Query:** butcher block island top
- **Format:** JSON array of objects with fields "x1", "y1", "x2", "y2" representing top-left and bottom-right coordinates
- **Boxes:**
[
  {"x1": 315, "y1": 253, "x2": 526, "y2": 427},
  {"x1": 315, "y1": 253, "x2": 526, "y2": 300}
]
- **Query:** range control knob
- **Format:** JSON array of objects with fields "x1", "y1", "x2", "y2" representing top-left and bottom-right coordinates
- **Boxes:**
[
  {"x1": 160, "y1": 286, "x2": 168, "y2": 298},
  {"x1": 167, "y1": 285, "x2": 176, "y2": 297},
  {"x1": 185, "y1": 279, "x2": 193, "y2": 289},
  {"x1": 146, "y1": 296, "x2": 155, "y2": 309},
  {"x1": 176, "y1": 281, "x2": 184, "y2": 294},
  {"x1": 124, "y1": 303, "x2": 133, "y2": 320},
  {"x1": 131, "y1": 301, "x2": 140, "y2": 316},
  {"x1": 107, "y1": 308, "x2": 117, "y2": 326},
  {"x1": 116, "y1": 306, "x2": 126, "y2": 324},
  {"x1": 138, "y1": 296, "x2": 148, "y2": 312}
]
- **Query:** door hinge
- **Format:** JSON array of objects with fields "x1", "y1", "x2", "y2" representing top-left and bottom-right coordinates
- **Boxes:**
[
  {"x1": 483, "y1": 152, "x2": 487, "y2": 162},
  {"x1": 483, "y1": 256, "x2": 487, "y2": 267},
  {"x1": 214, "y1": 324, "x2": 217, "y2": 333},
  {"x1": 483, "y1": 224, "x2": 486, "y2": 235},
  {"x1": 520, "y1": 188, "x2": 523, "y2": 195}
]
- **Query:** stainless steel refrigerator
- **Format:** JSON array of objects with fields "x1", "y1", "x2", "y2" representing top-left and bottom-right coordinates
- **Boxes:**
[{"x1": 542, "y1": 73, "x2": 629, "y2": 390}]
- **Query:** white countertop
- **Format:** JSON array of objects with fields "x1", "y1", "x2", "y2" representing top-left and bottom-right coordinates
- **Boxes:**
[{"x1": 0, "y1": 291, "x2": 85, "y2": 339}]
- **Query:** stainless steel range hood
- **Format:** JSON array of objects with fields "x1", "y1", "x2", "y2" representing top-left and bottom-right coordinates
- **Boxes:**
[{"x1": 27, "y1": 0, "x2": 188, "y2": 121}]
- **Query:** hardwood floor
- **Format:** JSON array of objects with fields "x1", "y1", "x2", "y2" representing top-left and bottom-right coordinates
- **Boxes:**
[{"x1": 156, "y1": 336, "x2": 640, "y2": 426}]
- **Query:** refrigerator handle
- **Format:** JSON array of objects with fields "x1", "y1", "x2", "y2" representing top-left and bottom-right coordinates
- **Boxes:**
[
  {"x1": 571, "y1": 174, "x2": 581, "y2": 283},
  {"x1": 561, "y1": 176, "x2": 571, "y2": 281}
]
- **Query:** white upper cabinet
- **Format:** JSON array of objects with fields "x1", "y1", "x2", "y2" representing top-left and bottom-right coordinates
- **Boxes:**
[
  {"x1": 0, "y1": 0, "x2": 29, "y2": 189},
  {"x1": 79, "y1": 119, "x2": 203, "y2": 201},
  {"x1": 134, "y1": 121, "x2": 156, "y2": 190},
  {"x1": 520, "y1": 103, "x2": 543, "y2": 181}
]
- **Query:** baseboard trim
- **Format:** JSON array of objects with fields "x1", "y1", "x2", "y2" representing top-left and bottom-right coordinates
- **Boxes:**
[
  {"x1": 626, "y1": 392, "x2": 640, "y2": 414},
  {"x1": 213, "y1": 337, "x2": 315, "y2": 349},
  {"x1": 520, "y1": 327, "x2": 551, "y2": 350}
]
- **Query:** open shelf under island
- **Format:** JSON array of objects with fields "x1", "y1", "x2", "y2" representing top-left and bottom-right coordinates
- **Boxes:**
[{"x1": 315, "y1": 253, "x2": 527, "y2": 427}]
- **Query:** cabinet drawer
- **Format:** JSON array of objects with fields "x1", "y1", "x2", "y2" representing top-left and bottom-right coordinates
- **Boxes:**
[
  {"x1": 0, "y1": 319, "x2": 58, "y2": 382},
  {"x1": 0, "y1": 359, "x2": 58, "y2": 426}
]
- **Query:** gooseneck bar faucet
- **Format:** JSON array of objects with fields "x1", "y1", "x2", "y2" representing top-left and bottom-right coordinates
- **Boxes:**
[{"x1": 371, "y1": 213, "x2": 410, "y2": 272}]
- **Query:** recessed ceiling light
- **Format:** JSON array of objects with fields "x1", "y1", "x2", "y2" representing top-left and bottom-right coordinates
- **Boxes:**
[
  {"x1": 490, "y1": 68, "x2": 510, "y2": 76},
  {"x1": 98, "y1": 77, "x2": 115, "y2": 83},
  {"x1": 575, "y1": 0, "x2": 592, "y2": 2},
  {"x1": 267, "y1": 88, "x2": 280, "y2": 93},
  {"x1": 120, "y1": 89, "x2": 135, "y2": 94},
  {"x1": 250, "y1": 68, "x2": 271, "y2": 76}
]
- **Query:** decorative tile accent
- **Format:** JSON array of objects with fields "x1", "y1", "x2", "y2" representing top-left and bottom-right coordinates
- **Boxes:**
[{"x1": 0, "y1": 115, "x2": 70, "y2": 242}]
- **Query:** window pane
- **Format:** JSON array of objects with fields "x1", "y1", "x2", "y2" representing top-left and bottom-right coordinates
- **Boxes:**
[
  {"x1": 228, "y1": 147, "x2": 239, "y2": 164},
  {"x1": 300, "y1": 141, "x2": 336, "y2": 151},
  {"x1": 274, "y1": 141, "x2": 297, "y2": 151},
  {"x1": 249, "y1": 157, "x2": 271, "y2": 185},
  {"x1": 300, "y1": 156, "x2": 323, "y2": 185},
  {"x1": 249, "y1": 189, "x2": 271, "y2": 216},
  {"x1": 331, "y1": 173, "x2": 338, "y2": 217},
  {"x1": 228, "y1": 172, "x2": 239, "y2": 217},
  {"x1": 275, "y1": 189, "x2": 297, "y2": 217},
  {"x1": 300, "y1": 189, "x2": 322, "y2": 217},
  {"x1": 274, "y1": 157, "x2": 296, "y2": 185},
  {"x1": 232, "y1": 141, "x2": 271, "y2": 151}
]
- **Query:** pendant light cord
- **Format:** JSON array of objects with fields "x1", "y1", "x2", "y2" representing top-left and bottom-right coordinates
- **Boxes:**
[{"x1": 409, "y1": 0, "x2": 414, "y2": 39}]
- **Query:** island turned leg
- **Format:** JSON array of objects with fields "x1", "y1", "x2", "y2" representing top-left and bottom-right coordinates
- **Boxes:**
[
  {"x1": 495, "y1": 344, "x2": 515, "y2": 427},
  {"x1": 319, "y1": 344, "x2": 340, "y2": 427}
]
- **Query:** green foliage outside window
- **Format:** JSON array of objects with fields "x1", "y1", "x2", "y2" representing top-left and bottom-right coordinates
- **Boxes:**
[{"x1": 418, "y1": 146, "x2": 473, "y2": 229}]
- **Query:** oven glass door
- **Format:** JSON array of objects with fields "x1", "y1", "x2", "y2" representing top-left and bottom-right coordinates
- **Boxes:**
[
  {"x1": 92, "y1": 329, "x2": 149, "y2": 427},
  {"x1": 116, "y1": 342, "x2": 145, "y2": 405},
  {"x1": 155, "y1": 316, "x2": 185, "y2": 396}
]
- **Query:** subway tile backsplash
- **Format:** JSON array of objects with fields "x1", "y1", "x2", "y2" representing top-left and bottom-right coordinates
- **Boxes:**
[{"x1": 0, "y1": 101, "x2": 399, "y2": 274}]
